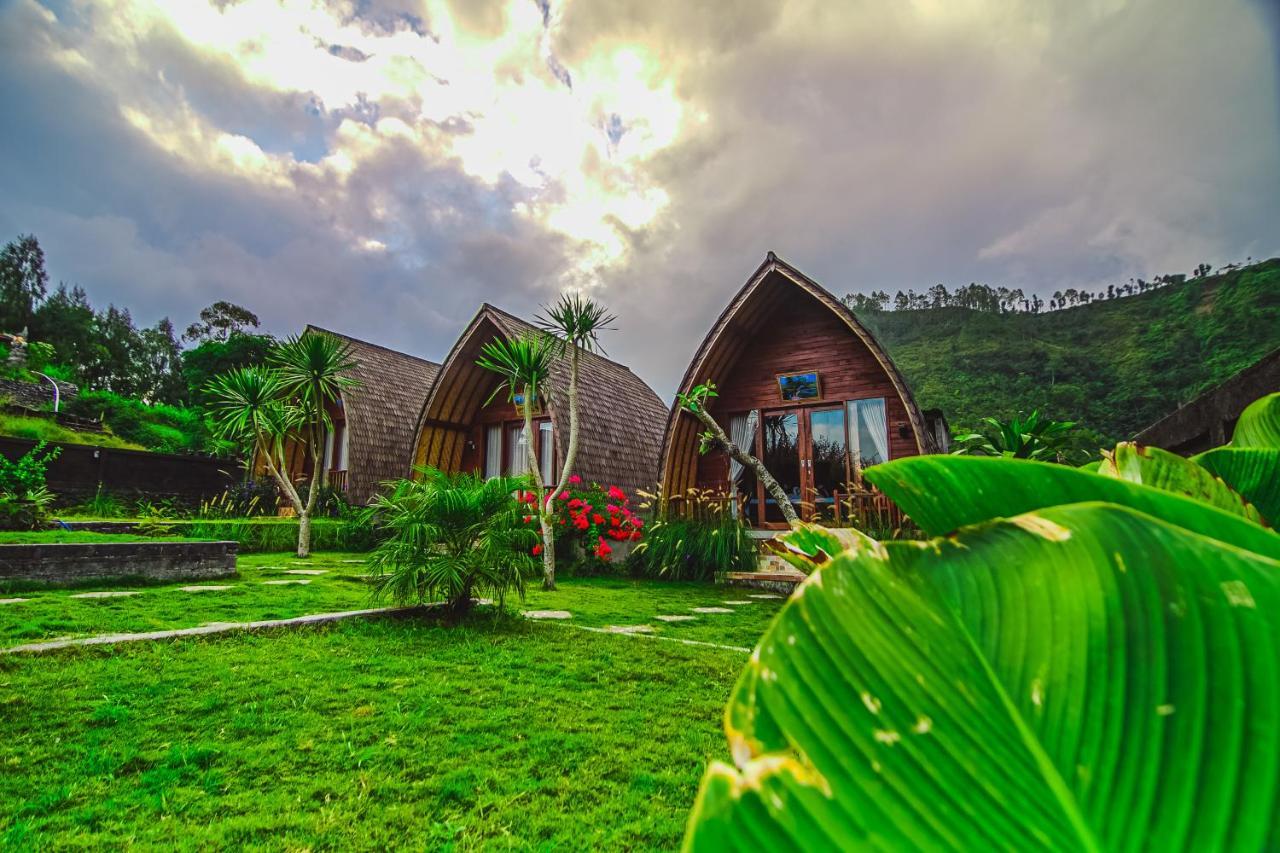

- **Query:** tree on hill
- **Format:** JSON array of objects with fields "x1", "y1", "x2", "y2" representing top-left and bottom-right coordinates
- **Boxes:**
[
  {"x1": 183, "y1": 301, "x2": 261, "y2": 343},
  {"x1": 0, "y1": 235, "x2": 48, "y2": 333}
]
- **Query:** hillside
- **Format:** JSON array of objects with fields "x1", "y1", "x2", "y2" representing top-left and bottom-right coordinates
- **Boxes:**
[{"x1": 858, "y1": 259, "x2": 1280, "y2": 446}]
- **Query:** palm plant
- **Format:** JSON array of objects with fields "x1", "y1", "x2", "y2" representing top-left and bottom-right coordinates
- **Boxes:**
[
  {"x1": 365, "y1": 468, "x2": 538, "y2": 618},
  {"x1": 953, "y1": 409, "x2": 1077, "y2": 462},
  {"x1": 268, "y1": 333, "x2": 357, "y2": 556},
  {"x1": 205, "y1": 364, "x2": 297, "y2": 492},
  {"x1": 537, "y1": 294, "x2": 616, "y2": 509},
  {"x1": 475, "y1": 333, "x2": 558, "y2": 587}
]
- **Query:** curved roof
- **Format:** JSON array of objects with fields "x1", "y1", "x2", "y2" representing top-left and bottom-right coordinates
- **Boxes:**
[
  {"x1": 412, "y1": 304, "x2": 668, "y2": 497},
  {"x1": 305, "y1": 326, "x2": 440, "y2": 503},
  {"x1": 659, "y1": 252, "x2": 931, "y2": 499}
]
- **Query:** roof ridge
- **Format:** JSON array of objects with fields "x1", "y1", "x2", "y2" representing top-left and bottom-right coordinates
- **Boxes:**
[
  {"x1": 304, "y1": 324, "x2": 441, "y2": 368},
  {"x1": 478, "y1": 303, "x2": 637, "y2": 375}
]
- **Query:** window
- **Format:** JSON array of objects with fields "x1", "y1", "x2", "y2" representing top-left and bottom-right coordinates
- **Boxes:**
[
  {"x1": 483, "y1": 418, "x2": 554, "y2": 482},
  {"x1": 848, "y1": 397, "x2": 889, "y2": 470},
  {"x1": 484, "y1": 424, "x2": 503, "y2": 479},
  {"x1": 505, "y1": 423, "x2": 526, "y2": 475},
  {"x1": 539, "y1": 421, "x2": 555, "y2": 485}
]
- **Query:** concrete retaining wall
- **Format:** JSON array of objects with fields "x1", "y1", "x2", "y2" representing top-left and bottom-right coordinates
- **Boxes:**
[{"x1": 0, "y1": 540, "x2": 238, "y2": 586}]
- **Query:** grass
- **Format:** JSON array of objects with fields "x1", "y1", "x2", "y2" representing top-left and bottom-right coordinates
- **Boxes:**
[
  {"x1": 0, "y1": 553, "x2": 783, "y2": 649},
  {"x1": 0, "y1": 564, "x2": 783, "y2": 849},
  {"x1": 0, "y1": 530, "x2": 203, "y2": 545},
  {"x1": 0, "y1": 413, "x2": 144, "y2": 451}
]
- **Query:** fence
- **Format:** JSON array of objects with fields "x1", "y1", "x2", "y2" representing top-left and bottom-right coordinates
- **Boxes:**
[{"x1": 0, "y1": 437, "x2": 239, "y2": 505}]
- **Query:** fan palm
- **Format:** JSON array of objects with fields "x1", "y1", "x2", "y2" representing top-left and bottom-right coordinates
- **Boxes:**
[
  {"x1": 205, "y1": 365, "x2": 299, "y2": 497},
  {"x1": 365, "y1": 468, "x2": 538, "y2": 618},
  {"x1": 267, "y1": 332, "x2": 358, "y2": 556},
  {"x1": 476, "y1": 333, "x2": 559, "y2": 588}
]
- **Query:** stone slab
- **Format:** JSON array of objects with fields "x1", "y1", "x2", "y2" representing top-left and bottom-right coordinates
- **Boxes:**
[
  {"x1": 70, "y1": 590, "x2": 141, "y2": 599},
  {"x1": 692, "y1": 606, "x2": 734, "y2": 614},
  {"x1": 262, "y1": 579, "x2": 311, "y2": 586},
  {"x1": 654, "y1": 614, "x2": 696, "y2": 623},
  {"x1": 523, "y1": 610, "x2": 572, "y2": 619},
  {"x1": 748, "y1": 593, "x2": 784, "y2": 600},
  {"x1": 180, "y1": 585, "x2": 233, "y2": 592},
  {"x1": 722, "y1": 600, "x2": 753, "y2": 605},
  {"x1": 603, "y1": 624, "x2": 655, "y2": 634},
  {"x1": 284, "y1": 569, "x2": 328, "y2": 576},
  {"x1": 0, "y1": 598, "x2": 29, "y2": 605}
]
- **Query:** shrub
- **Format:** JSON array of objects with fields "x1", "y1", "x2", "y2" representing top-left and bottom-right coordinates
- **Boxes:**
[
  {"x1": 0, "y1": 440, "x2": 60, "y2": 531},
  {"x1": 628, "y1": 515, "x2": 758, "y2": 581},
  {"x1": 365, "y1": 469, "x2": 538, "y2": 617},
  {"x1": 175, "y1": 517, "x2": 377, "y2": 553},
  {"x1": 0, "y1": 412, "x2": 145, "y2": 451},
  {"x1": 64, "y1": 390, "x2": 217, "y2": 455},
  {"x1": 526, "y1": 476, "x2": 644, "y2": 570}
]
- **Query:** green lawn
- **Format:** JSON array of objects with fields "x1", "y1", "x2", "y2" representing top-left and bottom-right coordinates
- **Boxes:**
[
  {"x1": 0, "y1": 530, "x2": 202, "y2": 545},
  {"x1": 0, "y1": 565, "x2": 783, "y2": 849}
]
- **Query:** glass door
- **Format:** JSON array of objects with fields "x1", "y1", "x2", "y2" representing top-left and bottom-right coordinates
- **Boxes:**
[
  {"x1": 760, "y1": 410, "x2": 802, "y2": 525},
  {"x1": 807, "y1": 407, "x2": 849, "y2": 522}
]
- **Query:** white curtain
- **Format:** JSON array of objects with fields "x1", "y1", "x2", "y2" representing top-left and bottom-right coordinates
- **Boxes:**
[
  {"x1": 849, "y1": 398, "x2": 889, "y2": 469},
  {"x1": 538, "y1": 422, "x2": 554, "y2": 485},
  {"x1": 728, "y1": 411, "x2": 758, "y2": 484},
  {"x1": 484, "y1": 424, "x2": 503, "y2": 479}
]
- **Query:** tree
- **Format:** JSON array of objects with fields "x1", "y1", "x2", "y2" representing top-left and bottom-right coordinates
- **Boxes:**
[
  {"x1": 535, "y1": 294, "x2": 616, "y2": 590},
  {"x1": 31, "y1": 284, "x2": 95, "y2": 381},
  {"x1": 135, "y1": 318, "x2": 186, "y2": 404},
  {"x1": 83, "y1": 305, "x2": 142, "y2": 395},
  {"x1": 0, "y1": 235, "x2": 48, "y2": 333},
  {"x1": 476, "y1": 333, "x2": 556, "y2": 586},
  {"x1": 183, "y1": 301, "x2": 261, "y2": 343},
  {"x1": 677, "y1": 381, "x2": 799, "y2": 526},
  {"x1": 181, "y1": 332, "x2": 276, "y2": 404},
  {"x1": 364, "y1": 469, "x2": 538, "y2": 619},
  {"x1": 268, "y1": 333, "x2": 358, "y2": 557}
]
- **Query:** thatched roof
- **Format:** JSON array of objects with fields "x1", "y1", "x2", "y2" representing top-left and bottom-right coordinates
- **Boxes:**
[
  {"x1": 412, "y1": 304, "x2": 668, "y2": 498},
  {"x1": 659, "y1": 252, "x2": 933, "y2": 499},
  {"x1": 305, "y1": 326, "x2": 440, "y2": 503}
]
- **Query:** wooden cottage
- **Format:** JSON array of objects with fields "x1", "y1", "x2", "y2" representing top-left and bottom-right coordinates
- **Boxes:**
[
  {"x1": 278, "y1": 326, "x2": 440, "y2": 504},
  {"x1": 411, "y1": 304, "x2": 668, "y2": 497},
  {"x1": 660, "y1": 252, "x2": 944, "y2": 528}
]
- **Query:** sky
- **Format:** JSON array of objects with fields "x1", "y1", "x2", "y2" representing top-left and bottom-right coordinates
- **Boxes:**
[{"x1": 1, "y1": 0, "x2": 1278, "y2": 398}]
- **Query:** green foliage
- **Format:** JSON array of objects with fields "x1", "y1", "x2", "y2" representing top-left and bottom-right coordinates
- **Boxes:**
[
  {"x1": 859, "y1": 259, "x2": 1280, "y2": 444},
  {"x1": 0, "y1": 440, "x2": 59, "y2": 531},
  {"x1": 0, "y1": 413, "x2": 145, "y2": 451},
  {"x1": 629, "y1": 515, "x2": 757, "y2": 581},
  {"x1": 0, "y1": 234, "x2": 48, "y2": 333},
  {"x1": 182, "y1": 301, "x2": 261, "y2": 344},
  {"x1": 954, "y1": 409, "x2": 1078, "y2": 461},
  {"x1": 64, "y1": 390, "x2": 218, "y2": 455},
  {"x1": 475, "y1": 333, "x2": 554, "y2": 412},
  {"x1": 365, "y1": 469, "x2": 538, "y2": 616},
  {"x1": 268, "y1": 333, "x2": 358, "y2": 425},
  {"x1": 1230, "y1": 391, "x2": 1280, "y2": 448},
  {"x1": 180, "y1": 332, "x2": 276, "y2": 404},
  {"x1": 532, "y1": 478, "x2": 644, "y2": 566},
  {"x1": 63, "y1": 487, "x2": 130, "y2": 519},
  {"x1": 684, "y1": 394, "x2": 1280, "y2": 849},
  {"x1": 175, "y1": 517, "x2": 376, "y2": 553},
  {"x1": 536, "y1": 293, "x2": 617, "y2": 355}
]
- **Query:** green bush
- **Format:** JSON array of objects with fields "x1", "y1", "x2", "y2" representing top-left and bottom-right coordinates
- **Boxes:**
[
  {"x1": 172, "y1": 517, "x2": 378, "y2": 553},
  {"x1": 628, "y1": 515, "x2": 758, "y2": 581},
  {"x1": 0, "y1": 412, "x2": 145, "y2": 450},
  {"x1": 0, "y1": 440, "x2": 59, "y2": 531},
  {"x1": 64, "y1": 390, "x2": 218, "y2": 455}
]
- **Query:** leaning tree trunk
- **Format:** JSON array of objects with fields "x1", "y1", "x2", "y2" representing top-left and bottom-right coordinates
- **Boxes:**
[
  {"x1": 687, "y1": 406, "x2": 800, "y2": 526},
  {"x1": 294, "y1": 382, "x2": 329, "y2": 558},
  {"x1": 256, "y1": 434, "x2": 308, "y2": 532},
  {"x1": 545, "y1": 346, "x2": 581, "y2": 507}
]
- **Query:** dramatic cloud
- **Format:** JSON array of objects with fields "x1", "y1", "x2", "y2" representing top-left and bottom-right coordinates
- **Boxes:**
[{"x1": 1, "y1": 0, "x2": 1276, "y2": 394}]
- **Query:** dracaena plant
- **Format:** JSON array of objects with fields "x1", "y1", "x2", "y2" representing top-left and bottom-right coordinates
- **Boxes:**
[
  {"x1": 682, "y1": 393, "x2": 1280, "y2": 850},
  {"x1": 953, "y1": 409, "x2": 1078, "y2": 463}
]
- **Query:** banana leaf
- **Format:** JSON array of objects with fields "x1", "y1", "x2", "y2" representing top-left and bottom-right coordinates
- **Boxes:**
[
  {"x1": 1194, "y1": 447, "x2": 1280, "y2": 526},
  {"x1": 864, "y1": 455, "x2": 1280, "y2": 560},
  {"x1": 684, "y1": 503, "x2": 1280, "y2": 851},
  {"x1": 1231, "y1": 392, "x2": 1280, "y2": 448},
  {"x1": 1097, "y1": 442, "x2": 1265, "y2": 525}
]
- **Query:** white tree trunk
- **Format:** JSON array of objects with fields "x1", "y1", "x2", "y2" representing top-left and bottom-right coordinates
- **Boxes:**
[{"x1": 688, "y1": 406, "x2": 799, "y2": 526}]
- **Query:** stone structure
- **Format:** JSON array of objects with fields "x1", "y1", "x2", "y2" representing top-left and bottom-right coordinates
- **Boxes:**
[
  {"x1": 0, "y1": 377, "x2": 79, "y2": 411},
  {"x1": 0, "y1": 540, "x2": 238, "y2": 586}
]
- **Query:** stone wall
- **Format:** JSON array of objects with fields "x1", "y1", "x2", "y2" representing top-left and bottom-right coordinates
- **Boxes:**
[
  {"x1": 0, "y1": 377, "x2": 78, "y2": 410},
  {"x1": 0, "y1": 541, "x2": 238, "y2": 586}
]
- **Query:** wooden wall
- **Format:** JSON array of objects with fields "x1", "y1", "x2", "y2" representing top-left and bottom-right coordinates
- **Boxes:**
[{"x1": 692, "y1": 291, "x2": 920, "y2": 495}]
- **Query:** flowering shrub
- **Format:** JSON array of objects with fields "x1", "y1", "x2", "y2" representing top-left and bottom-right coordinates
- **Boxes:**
[{"x1": 518, "y1": 474, "x2": 644, "y2": 564}]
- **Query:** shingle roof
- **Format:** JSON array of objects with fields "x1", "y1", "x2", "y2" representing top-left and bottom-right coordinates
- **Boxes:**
[
  {"x1": 305, "y1": 326, "x2": 440, "y2": 503},
  {"x1": 412, "y1": 304, "x2": 668, "y2": 498}
]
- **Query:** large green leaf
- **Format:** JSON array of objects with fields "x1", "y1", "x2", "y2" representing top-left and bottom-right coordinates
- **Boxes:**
[
  {"x1": 684, "y1": 503, "x2": 1280, "y2": 850},
  {"x1": 1097, "y1": 442, "x2": 1265, "y2": 524},
  {"x1": 1231, "y1": 392, "x2": 1280, "y2": 448},
  {"x1": 1194, "y1": 447, "x2": 1280, "y2": 526},
  {"x1": 864, "y1": 455, "x2": 1280, "y2": 560}
]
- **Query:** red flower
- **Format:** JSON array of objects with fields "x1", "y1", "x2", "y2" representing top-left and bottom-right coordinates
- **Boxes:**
[
  {"x1": 592, "y1": 513, "x2": 604, "y2": 525},
  {"x1": 609, "y1": 516, "x2": 621, "y2": 527},
  {"x1": 569, "y1": 474, "x2": 582, "y2": 485},
  {"x1": 607, "y1": 485, "x2": 626, "y2": 502},
  {"x1": 532, "y1": 544, "x2": 543, "y2": 556},
  {"x1": 568, "y1": 498, "x2": 584, "y2": 509},
  {"x1": 574, "y1": 515, "x2": 590, "y2": 531},
  {"x1": 522, "y1": 515, "x2": 532, "y2": 524},
  {"x1": 557, "y1": 492, "x2": 569, "y2": 501}
]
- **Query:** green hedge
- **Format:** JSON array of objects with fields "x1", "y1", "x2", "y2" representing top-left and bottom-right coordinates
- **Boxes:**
[{"x1": 161, "y1": 518, "x2": 378, "y2": 553}]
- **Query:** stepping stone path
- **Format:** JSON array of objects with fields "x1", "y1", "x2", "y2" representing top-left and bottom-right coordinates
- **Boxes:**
[
  {"x1": 603, "y1": 625, "x2": 655, "y2": 635},
  {"x1": 262, "y1": 579, "x2": 311, "y2": 586},
  {"x1": 522, "y1": 610, "x2": 572, "y2": 620},
  {"x1": 284, "y1": 569, "x2": 328, "y2": 576},
  {"x1": 654, "y1": 614, "x2": 697, "y2": 623},
  {"x1": 748, "y1": 593, "x2": 783, "y2": 600},
  {"x1": 341, "y1": 560, "x2": 364, "y2": 564},
  {"x1": 692, "y1": 606, "x2": 734, "y2": 614},
  {"x1": 0, "y1": 598, "x2": 28, "y2": 605},
  {"x1": 71, "y1": 591, "x2": 140, "y2": 599},
  {"x1": 180, "y1": 585, "x2": 233, "y2": 593},
  {"x1": 722, "y1": 600, "x2": 753, "y2": 605}
]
